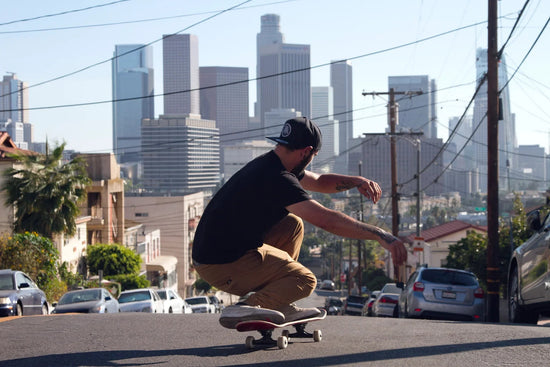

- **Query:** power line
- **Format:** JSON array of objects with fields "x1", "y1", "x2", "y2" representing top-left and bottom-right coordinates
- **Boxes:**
[
  {"x1": 0, "y1": 0, "x2": 132, "y2": 27},
  {"x1": 0, "y1": 13, "x2": 488, "y2": 106},
  {"x1": 0, "y1": 0, "x2": 253, "y2": 100},
  {"x1": 0, "y1": 0, "x2": 296, "y2": 34}
]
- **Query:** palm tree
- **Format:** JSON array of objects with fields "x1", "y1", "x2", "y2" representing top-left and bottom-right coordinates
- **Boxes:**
[{"x1": 1, "y1": 142, "x2": 90, "y2": 238}]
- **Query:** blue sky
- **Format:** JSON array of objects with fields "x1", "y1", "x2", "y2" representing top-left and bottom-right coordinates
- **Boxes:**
[{"x1": 1, "y1": 0, "x2": 549, "y2": 154}]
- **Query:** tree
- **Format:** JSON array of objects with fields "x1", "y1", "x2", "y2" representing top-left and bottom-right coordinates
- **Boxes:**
[
  {"x1": 445, "y1": 194, "x2": 534, "y2": 293},
  {"x1": 1, "y1": 142, "x2": 90, "y2": 238},
  {"x1": 0, "y1": 232, "x2": 66, "y2": 301},
  {"x1": 87, "y1": 243, "x2": 142, "y2": 276}
]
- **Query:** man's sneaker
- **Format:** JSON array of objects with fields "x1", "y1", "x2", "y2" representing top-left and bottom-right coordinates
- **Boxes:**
[
  {"x1": 219, "y1": 303, "x2": 285, "y2": 329},
  {"x1": 278, "y1": 303, "x2": 321, "y2": 322}
]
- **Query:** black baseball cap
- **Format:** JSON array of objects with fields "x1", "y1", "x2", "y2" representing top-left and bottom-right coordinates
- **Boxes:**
[{"x1": 267, "y1": 117, "x2": 322, "y2": 151}]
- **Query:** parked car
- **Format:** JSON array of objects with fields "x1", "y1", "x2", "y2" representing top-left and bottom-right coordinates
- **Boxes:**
[
  {"x1": 362, "y1": 290, "x2": 380, "y2": 316},
  {"x1": 0, "y1": 269, "x2": 49, "y2": 316},
  {"x1": 343, "y1": 295, "x2": 368, "y2": 315},
  {"x1": 397, "y1": 267, "x2": 484, "y2": 321},
  {"x1": 324, "y1": 296, "x2": 344, "y2": 315},
  {"x1": 508, "y1": 209, "x2": 550, "y2": 324},
  {"x1": 372, "y1": 283, "x2": 401, "y2": 317},
  {"x1": 320, "y1": 279, "x2": 336, "y2": 290},
  {"x1": 157, "y1": 289, "x2": 192, "y2": 314},
  {"x1": 208, "y1": 295, "x2": 224, "y2": 313},
  {"x1": 118, "y1": 288, "x2": 164, "y2": 313},
  {"x1": 185, "y1": 296, "x2": 216, "y2": 313},
  {"x1": 53, "y1": 288, "x2": 119, "y2": 314}
]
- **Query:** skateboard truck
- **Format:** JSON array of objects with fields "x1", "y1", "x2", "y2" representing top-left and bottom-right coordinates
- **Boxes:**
[{"x1": 237, "y1": 309, "x2": 326, "y2": 349}]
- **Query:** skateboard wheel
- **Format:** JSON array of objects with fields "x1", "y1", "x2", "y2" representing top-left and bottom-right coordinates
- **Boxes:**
[
  {"x1": 277, "y1": 335, "x2": 288, "y2": 349},
  {"x1": 313, "y1": 329, "x2": 322, "y2": 342},
  {"x1": 245, "y1": 336, "x2": 255, "y2": 349}
]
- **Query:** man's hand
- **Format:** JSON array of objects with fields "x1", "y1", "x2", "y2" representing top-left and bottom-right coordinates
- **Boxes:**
[
  {"x1": 378, "y1": 232, "x2": 408, "y2": 268},
  {"x1": 357, "y1": 178, "x2": 382, "y2": 204}
]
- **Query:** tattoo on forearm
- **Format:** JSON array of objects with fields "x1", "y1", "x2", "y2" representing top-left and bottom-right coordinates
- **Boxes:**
[
  {"x1": 358, "y1": 223, "x2": 396, "y2": 244},
  {"x1": 379, "y1": 231, "x2": 397, "y2": 244},
  {"x1": 335, "y1": 179, "x2": 358, "y2": 192}
]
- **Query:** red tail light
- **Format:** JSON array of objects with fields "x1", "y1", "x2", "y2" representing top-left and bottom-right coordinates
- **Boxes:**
[
  {"x1": 474, "y1": 287, "x2": 484, "y2": 299},
  {"x1": 379, "y1": 296, "x2": 398, "y2": 304},
  {"x1": 413, "y1": 282, "x2": 424, "y2": 292}
]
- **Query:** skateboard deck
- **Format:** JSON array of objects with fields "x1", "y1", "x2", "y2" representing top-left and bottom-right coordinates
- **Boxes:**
[{"x1": 236, "y1": 309, "x2": 327, "y2": 349}]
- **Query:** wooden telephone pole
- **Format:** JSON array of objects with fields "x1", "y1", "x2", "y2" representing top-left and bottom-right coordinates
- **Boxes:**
[
  {"x1": 362, "y1": 89, "x2": 422, "y2": 280},
  {"x1": 486, "y1": 0, "x2": 500, "y2": 323}
]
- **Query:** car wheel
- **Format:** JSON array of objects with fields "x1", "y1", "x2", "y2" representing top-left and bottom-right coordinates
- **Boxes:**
[
  {"x1": 509, "y1": 266, "x2": 539, "y2": 324},
  {"x1": 16, "y1": 303, "x2": 23, "y2": 316},
  {"x1": 41, "y1": 303, "x2": 48, "y2": 315}
]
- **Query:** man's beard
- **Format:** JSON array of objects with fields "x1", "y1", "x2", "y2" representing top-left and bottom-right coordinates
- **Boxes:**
[{"x1": 291, "y1": 152, "x2": 314, "y2": 176}]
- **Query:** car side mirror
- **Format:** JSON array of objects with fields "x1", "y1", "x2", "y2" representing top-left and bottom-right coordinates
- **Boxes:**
[
  {"x1": 105, "y1": 296, "x2": 112, "y2": 301},
  {"x1": 52, "y1": 302, "x2": 58, "y2": 307},
  {"x1": 19, "y1": 282, "x2": 30, "y2": 289}
]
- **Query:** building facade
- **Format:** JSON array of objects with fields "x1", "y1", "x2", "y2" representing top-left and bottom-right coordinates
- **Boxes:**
[
  {"x1": 141, "y1": 114, "x2": 220, "y2": 195},
  {"x1": 330, "y1": 60, "x2": 353, "y2": 175},
  {"x1": 199, "y1": 66, "x2": 249, "y2": 145},
  {"x1": 125, "y1": 192, "x2": 204, "y2": 298},
  {"x1": 312, "y1": 86, "x2": 338, "y2": 173},
  {"x1": 112, "y1": 44, "x2": 155, "y2": 164},
  {"x1": 256, "y1": 14, "x2": 311, "y2": 127},
  {"x1": 0, "y1": 73, "x2": 28, "y2": 124},
  {"x1": 163, "y1": 34, "x2": 200, "y2": 115},
  {"x1": 388, "y1": 75, "x2": 438, "y2": 139}
]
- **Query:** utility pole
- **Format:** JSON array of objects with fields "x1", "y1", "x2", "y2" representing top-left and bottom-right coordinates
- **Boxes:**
[
  {"x1": 362, "y1": 89, "x2": 422, "y2": 238},
  {"x1": 486, "y1": 0, "x2": 500, "y2": 322},
  {"x1": 357, "y1": 161, "x2": 364, "y2": 295}
]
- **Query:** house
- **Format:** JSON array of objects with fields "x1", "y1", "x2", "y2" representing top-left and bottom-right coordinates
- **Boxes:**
[{"x1": 404, "y1": 220, "x2": 488, "y2": 269}]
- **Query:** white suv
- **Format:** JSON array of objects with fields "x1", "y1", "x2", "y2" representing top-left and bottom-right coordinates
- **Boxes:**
[{"x1": 184, "y1": 296, "x2": 216, "y2": 313}]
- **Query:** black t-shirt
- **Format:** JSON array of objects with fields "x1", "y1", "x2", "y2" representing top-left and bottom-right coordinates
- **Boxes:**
[{"x1": 192, "y1": 151, "x2": 311, "y2": 264}]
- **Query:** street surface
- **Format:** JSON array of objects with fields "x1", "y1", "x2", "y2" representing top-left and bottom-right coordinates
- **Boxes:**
[{"x1": 1, "y1": 291, "x2": 549, "y2": 367}]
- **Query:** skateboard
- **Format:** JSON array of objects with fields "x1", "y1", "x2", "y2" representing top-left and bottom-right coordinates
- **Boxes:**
[{"x1": 236, "y1": 309, "x2": 327, "y2": 349}]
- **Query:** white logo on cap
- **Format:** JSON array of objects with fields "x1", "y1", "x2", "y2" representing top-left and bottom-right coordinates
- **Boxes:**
[{"x1": 281, "y1": 122, "x2": 292, "y2": 138}]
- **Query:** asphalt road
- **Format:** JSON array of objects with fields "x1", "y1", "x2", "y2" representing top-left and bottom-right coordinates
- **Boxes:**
[{"x1": 2, "y1": 299, "x2": 549, "y2": 367}]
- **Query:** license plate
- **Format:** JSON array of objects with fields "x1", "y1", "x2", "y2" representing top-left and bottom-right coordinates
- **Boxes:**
[{"x1": 442, "y1": 291, "x2": 456, "y2": 299}]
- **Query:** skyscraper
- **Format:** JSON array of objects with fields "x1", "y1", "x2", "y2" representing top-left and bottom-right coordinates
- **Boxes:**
[
  {"x1": 0, "y1": 73, "x2": 28, "y2": 124},
  {"x1": 330, "y1": 60, "x2": 353, "y2": 174},
  {"x1": 312, "y1": 86, "x2": 338, "y2": 172},
  {"x1": 112, "y1": 44, "x2": 154, "y2": 163},
  {"x1": 388, "y1": 75, "x2": 438, "y2": 139},
  {"x1": 163, "y1": 34, "x2": 199, "y2": 115},
  {"x1": 199, "y1": 66, "x2": 249, "y2": 145},
  {"x1": 472, "y1": 48, "x2": 516, "y2": 191},
  {"x1": 256, "y1": 14, "x2": 311, "y2": 128}
]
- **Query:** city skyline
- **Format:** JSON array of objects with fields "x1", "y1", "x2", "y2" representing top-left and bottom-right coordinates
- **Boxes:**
[{"x1": 1, "y1": 1, "x2": 549, "y2": 158}]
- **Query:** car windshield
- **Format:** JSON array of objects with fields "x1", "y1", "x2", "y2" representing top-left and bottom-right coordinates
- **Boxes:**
[
  {"x1": 421, "y1": 269, "x2": 478, "y2": 286},
  {"x1": 0, "y1": 274, "x2": 14, "y2": 290},
  {"x1": 157, "y1": 290, "x2": 167, "y2": 300},
  {"x1": 58, "y1": 289, "x2": 101, "y2": 305},
  {"x1": 118, "y1": 291, "x2": 151, "y2": 303},
  {"x1": 186, "y1": 298, "x2": 207, "y2": 305},
  {"x1": 328, "y1": 298, "x2": 343, "y2": 306}
]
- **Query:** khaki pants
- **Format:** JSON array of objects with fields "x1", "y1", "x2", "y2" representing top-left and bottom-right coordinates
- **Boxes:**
[{"x1": 195, "y1": 214, "x2": 317, "y2": 310}]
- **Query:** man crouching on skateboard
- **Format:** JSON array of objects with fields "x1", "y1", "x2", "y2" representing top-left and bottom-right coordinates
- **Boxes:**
[{"x1": 192, "y1": 117, "x2": 407, "y2": 328}]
